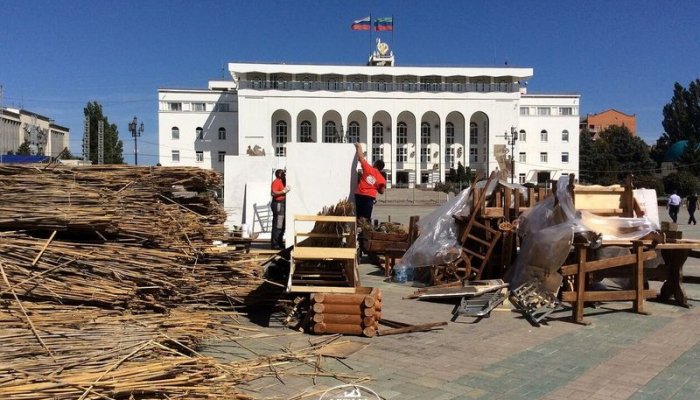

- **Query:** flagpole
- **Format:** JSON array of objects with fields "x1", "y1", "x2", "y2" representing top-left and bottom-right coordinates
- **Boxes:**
[
  {"x1": 369, "y1": 13, "x2": 373, "y2": 57},
  {"x1": 391, "y1": 14, "x2": 394, "y2": 46}
]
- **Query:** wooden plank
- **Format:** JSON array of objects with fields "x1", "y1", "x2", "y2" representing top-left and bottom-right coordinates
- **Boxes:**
[
  {"x1": 657, "y1": 243, "x2": 700, "y2": 250},
  {"x1": 313, "y1": 293, "x2": 376, "y2": 306},
  {"x1": 560, "y1": 250, "x2": 656, "y2": 276},
  {"x1": 415, "y1": 282, "x2": 508, "y2": 299},
  {"x1": 574, "y1": 186, "x2": 626, "y2": 193},
  {"x1": 561, "y1": 289, "x2": 657, "y2": 302},
  {"x1": 294, "y1": 215, "x2": 357, "y2": 222},
  {"x1": 295, "y1": 232, "x2": 353, "y2": 238},
  {"x1": 289, "y1": 285, "x2": 357, "y2": 293},
  {"x1": 293, "y1": 247, "x2": 357, "y2": 260},
  {"x1": 378, "y1": 321, "x2": 447, "y2": 336},
  {"x1": 314, "y1": 340, "x2": 370, "y2": 358}
]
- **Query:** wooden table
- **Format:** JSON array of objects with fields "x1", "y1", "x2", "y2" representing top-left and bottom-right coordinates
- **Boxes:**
[{"x1": 654, "y1": 241, "x2": 700, "y2": 308}]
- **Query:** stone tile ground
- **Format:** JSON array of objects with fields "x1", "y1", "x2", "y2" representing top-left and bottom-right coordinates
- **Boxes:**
[{"x1": 205, "y1": 204, "x2": 700, "y2": 399}]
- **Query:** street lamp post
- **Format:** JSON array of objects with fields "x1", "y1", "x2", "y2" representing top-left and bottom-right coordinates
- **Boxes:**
[
  {"x1": 504, "y1": 126, "x2": 517, "y2": 184},
  {"x1": 128, "y1": 116, "x2": 144, "y2": 165}
]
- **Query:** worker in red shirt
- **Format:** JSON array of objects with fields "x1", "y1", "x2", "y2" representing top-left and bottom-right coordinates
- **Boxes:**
[
  {"x1": 270, "y1": 169, "x2": 290, "y2": 249},
  {"x1": 354, "y1": 142, "x2": 386, "y2": 223}
]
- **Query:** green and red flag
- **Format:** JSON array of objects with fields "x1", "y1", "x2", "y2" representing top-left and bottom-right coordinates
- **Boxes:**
[{"x1": 374, "y1": 17, "x2": 393, "y2": 31}]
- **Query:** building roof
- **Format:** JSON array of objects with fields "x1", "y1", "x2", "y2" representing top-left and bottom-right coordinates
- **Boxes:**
[{"x1": 228, "y1": 62, "x2": 534, "y2": 80}]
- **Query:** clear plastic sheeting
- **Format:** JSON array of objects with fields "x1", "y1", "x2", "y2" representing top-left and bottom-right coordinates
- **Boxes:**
[
  {"x1": 394, "y1": 188, "x2": 472, "y2": 282},
  {"x1": 509, "y1": 175, "x2": 657, "y2": 292},
  {"x1": 507, "y1": 221, "x2": 574, "y2": 292}
]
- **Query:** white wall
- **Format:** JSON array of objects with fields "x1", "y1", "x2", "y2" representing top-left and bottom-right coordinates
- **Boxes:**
[{"x1": 223, "y1": 155, "x2": 284, "y2": 230}]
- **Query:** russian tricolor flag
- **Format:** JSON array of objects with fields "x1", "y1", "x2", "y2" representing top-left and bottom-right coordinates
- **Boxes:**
[{"x1": 351, "y1": 16, "x2": 371, "y2": 31}]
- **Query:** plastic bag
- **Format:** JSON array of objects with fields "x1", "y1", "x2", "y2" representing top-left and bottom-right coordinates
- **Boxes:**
[{"x1": 394, "y1": 188, "x2": 472, "y2": 281}]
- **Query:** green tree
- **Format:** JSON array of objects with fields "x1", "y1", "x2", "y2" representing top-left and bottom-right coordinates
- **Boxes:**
[
  {"x1": 579, "y1": 125, "x2": 656, "y2": 186},
  {"x1": 446, "y1": 168, "x2": 457, "y2": 183},
  {"x1": 600, "y1": 125, "x2": 657, "y2": 181},
  {"x1": 16, "y1": 140, "x2": 31, "y2": 155},
  {"x1": 676, "y1": 136, "x2": 700, "y2": 176},
  {"x1": 84, "y1": 101, "x2": 124, "y2": 164},
  {"x1": 578, "y1": 128, "x2": 617, "y2": 185},
  {"x1": 663, "y1": 171, "x2": 699, "y2": 197},
  {"x1": 655, "y1": 79, "x2": 700, "y2": 163}
]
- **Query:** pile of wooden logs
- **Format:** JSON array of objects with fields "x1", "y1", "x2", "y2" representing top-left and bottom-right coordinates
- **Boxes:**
[{"x1": 310, "y1": 288, "x2": 382, "y2": 337}]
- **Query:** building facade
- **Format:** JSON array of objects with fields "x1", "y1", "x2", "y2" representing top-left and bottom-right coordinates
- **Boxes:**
[
  {"x1": 159, "y1": 53, "x2": 580, "y2": 185},
  {"x1": 158, "y1": 81, "x2": 239, "y2": 173},
  {"x1": 0, "y1": 107, "x2": 70, "y2": 157},
  {"x1": 580, "y1": 109, "x2": 636, "y2": 138}
]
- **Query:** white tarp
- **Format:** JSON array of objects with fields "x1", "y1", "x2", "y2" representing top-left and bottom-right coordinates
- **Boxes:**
[
  {"x1": 223, "y1": 155, "x2": 283, "y2": 230},
  {"x1": 284, "y1": 143, "x2": 358, "y2": 243}
]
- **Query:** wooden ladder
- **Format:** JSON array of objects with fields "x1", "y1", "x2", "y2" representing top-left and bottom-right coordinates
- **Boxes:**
[{"x1": 456, "y1": 171, "x2": 502, "y2": 280}]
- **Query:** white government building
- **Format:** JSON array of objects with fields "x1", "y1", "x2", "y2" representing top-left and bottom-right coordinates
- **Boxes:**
[{"x1": 158, "y1": 43, "x2": 579, "y2": 187}]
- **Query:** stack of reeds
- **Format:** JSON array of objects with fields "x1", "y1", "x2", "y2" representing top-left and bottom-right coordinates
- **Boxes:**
[
  {"x1": 0, "y1": 232, "x2": 269, "y2": 310},
  {"x1": 297, "y1": 199, "x2": 355, "y2": 248},
  {"x1": 0, "y1": 164, "x2": 227, "y2": 248},
  {"x1": 309, "y1": 287, "x2": 382, "y2": 337},
  {"x1": 0, "y1": 164, "x2": 298, "y2": 399}
]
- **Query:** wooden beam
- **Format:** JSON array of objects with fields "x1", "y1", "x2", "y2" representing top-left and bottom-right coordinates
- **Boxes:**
[{"x1": 560, "y1": 250, "x2": 656, "y2": 276}]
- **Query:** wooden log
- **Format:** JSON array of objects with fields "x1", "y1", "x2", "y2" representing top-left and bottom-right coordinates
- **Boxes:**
[
  {"x1": 311, "y1": 313, "x2": 375, "y2": 326},
  {"x1": 311, "y1": 303, "x2": 375, "y2": 316},
  {"x1": 378, "y1": 321, "x2": 448, "y2": 336},
  {"x1": 312, "y1": 293, "x2": 376, "y2": 307},
  {"x1": 312, "y1": 322, "x2": 376, "y2": 337}
]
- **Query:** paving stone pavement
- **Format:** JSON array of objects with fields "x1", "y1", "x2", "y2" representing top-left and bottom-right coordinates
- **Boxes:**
[{"x1": 204, "y1": 204, "x2": 700, "y2": 399}]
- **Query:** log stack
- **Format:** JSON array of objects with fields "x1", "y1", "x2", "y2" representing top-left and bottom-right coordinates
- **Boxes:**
[{"x1": 310, "y1": 287, "x2": 382, "y2": 337}]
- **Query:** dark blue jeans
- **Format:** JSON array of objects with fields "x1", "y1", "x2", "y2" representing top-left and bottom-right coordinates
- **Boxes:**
[{"x1": 355, "y1": 194, "x2": 375, "y2": 222}]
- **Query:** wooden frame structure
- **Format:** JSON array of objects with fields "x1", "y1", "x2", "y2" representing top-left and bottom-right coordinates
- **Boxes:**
[
  {"x1": 287, "y1": 215, "x2": 358, "y2": 293},
  {"x1": 560, "y1": 241, "x2": 657, "y2": 324}
]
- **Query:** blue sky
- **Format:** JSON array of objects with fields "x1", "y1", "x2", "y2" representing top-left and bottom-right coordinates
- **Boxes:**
[{"x1": 1, "y1": 0, "x2": 699, "y2": 165}]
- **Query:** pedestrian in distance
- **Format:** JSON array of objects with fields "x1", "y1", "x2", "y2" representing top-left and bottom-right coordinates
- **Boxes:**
[
  {"x1": 353, "y1": 142, "x2": 386, "y2": 223},
  {"x1": 667, "y1": 190, "x2": 681, "y2": 223},
  {"x1": 270, "y1": 169, "x2": 290, "y2": 249},
  {"x1": 687, "y1": 192, "x2": 698, "y2": 225}
]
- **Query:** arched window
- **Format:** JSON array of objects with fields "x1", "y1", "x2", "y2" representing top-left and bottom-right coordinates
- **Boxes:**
[
  {"x1": 372, "y1": 122, "x2": 384, "y2": 144},
  {"x1": 562, "y1": 129, "x2": 569, "y2": 142},
  {"x1": 519, "y1": 129, "x2": 527, "y2": 142},
  {"x1": 299, "y1": 120, "x2": 312, "y2": 142},
  {"x1": 421, "y1": 122, "x2": 431, "y2": 145},
  {"x1": 470, "y1": 122, "x2": 478, "y2": 145},
  {"x1": 218, "y1": 127, "x2": 226, "y2": 140},
  {"x1": 397, "y1": 122, "x2": 408, "y2": 145},
  {"x1": 196, "y1": 127, "x2": 203, "y2": 140},
  {"x1": 171, "y1": 127, "x2": 180, "y2": 140},
  {"x1": 446, "y1": 122, "x2": 455, "y2": 145},
  {"x1": 323, "y1": 121, "x2": 337, "y2": 143},
  {"x1": 540, "y1": 129, "x2": 548, "y2": 142},
  {"x1": 275, "y1": 121, "x2": 288, "y2": 143},
  {"x1": 347, "y1": 121, "x2": 360, "y2": 143}
]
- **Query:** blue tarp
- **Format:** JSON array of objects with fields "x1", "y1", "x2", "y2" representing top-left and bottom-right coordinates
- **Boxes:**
[{"x1": 0, "y1": 155, "x2": 50, "y2": 164}]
